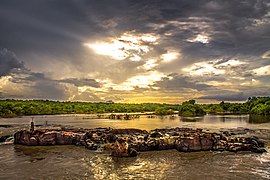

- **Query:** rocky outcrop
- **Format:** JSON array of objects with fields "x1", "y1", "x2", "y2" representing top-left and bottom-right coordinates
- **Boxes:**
[
  {"x1": 14, "y1": 127, "x2": 267, "y2": 157},
  {"x1": 14, "y1": 130, "x2": 84, "y2": 146}
]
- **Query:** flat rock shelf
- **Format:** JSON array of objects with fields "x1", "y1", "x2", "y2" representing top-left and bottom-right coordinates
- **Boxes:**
[{"x1": 14, "y1": 127, "x2": 267, "y2": 157}]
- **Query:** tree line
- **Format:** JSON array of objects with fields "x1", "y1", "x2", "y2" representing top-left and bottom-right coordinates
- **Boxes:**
[
  {"x1": 0, "y1": 100, "x2": 179, "y2": 117},
  {"x1": 179, "y1": 97, "x2": 270, "y2": 116},
  {"x1": 0, "y1": 96, "x2": 269, "y2": 117}
]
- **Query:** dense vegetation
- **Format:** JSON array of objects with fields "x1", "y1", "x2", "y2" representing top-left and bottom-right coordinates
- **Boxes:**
[
  {"x1": 0, "y1": 100, "x2": 179, "y2": 117},
  {"x1": 201, "y1": 97, "x2": 270, "y2": 115},
  {"x1": 0, "y1": 97, "x2": 269, "y2": 117},
  {"x1": 179, "y1": 100, "x2": 206, "y2": 116},
  {"x1": 175, "y1": 97, "x2": 270, "y2": 116},
  {"x1": 154, "y1": 107, "x2": 175, "y2": 115}
]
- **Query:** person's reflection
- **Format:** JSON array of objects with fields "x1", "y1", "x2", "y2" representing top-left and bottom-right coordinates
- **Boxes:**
[
  {"x1": 180, "y1": 116, "x2": 203, "y2": 122},
  {"x1": 220, "y1": 116, "x2": 226, "y2": 122}
]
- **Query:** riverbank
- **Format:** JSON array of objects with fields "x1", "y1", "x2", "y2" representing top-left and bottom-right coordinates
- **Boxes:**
[
  {"x1": 1, "y1": 97, "x2": 270, "y2": 118},
  {"x1": 14, "y1": 127, "x2": 267, "y2": 157}
]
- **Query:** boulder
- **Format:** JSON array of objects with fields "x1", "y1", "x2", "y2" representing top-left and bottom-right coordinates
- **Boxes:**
[
  {"x1": 29, "y1": 137, "x2": 38, "y2": 146},
  {"x1": 111, "y1": 139, "x2": 139, "y2": 157},
  {"x1": 14, "y1": 130, "x2": 31, "y2": 145},
  {"x1": 0, "y1": 135, "x2": 12, "y2": 143},
  {"x1": 85, "y1": 139, "x2": 98, "y2": 150},
  {"x1": 38, "y1": 132, "x2": 56, "y2": 145},
  {"x1": 200, "y1": 134, "x2": 214, "y2": 150},
  {"x1": 55, "y1": 132, "x2": 73, "y2": 145},
  {"x1": 175, "y1": 136, "x2": 202, "y2": 152}
]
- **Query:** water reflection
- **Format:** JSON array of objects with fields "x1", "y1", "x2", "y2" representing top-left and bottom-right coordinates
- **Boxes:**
[
  {"x1": 249, "y1": 115, "x2": 270, "y2": 124},
  {"x1": 179, "y1": 116, "x2": 203, "y2": 122},
  {"x1": 1, "y1": 114, "x2": 270, "y2": 179},
  {"x1": 0, "y1": 114, "x2": 270, "y2": 134}
]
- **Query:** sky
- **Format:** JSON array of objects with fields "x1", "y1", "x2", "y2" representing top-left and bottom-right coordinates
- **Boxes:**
[{"x1": 0, "y1": 0, "x2": 270, "y2": 104}]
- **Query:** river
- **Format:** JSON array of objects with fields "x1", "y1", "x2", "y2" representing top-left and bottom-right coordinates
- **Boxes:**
[{"x1": 0, "y1": 114, "x2": 270, "y2": 179}]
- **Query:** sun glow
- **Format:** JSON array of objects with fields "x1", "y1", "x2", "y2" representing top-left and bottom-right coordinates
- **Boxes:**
[
  {"x1": 84, "y1": 42, "x2": 128, "y2": 60},
  {"x1": 0, "y1": 76, "x2": 12, "y2": 89},
  {"x1": 104, "y1": 71, "x2": 165, "y2": 91},
  {"x1": 183, "y1": 61, "x2": 226, "y2": 76},
  {"x1": 187, "y1": 34, "x2": 210, "y2": 44},
  {"x1": 142, "y1": 59, "x2": 158, "y2": 70},
  {"x1": 252, "y1": 65, "x2": 270, "y2": 76},
  {"x1": 161, "y1": 51, "x2": 179, "y2": 62},
  {"x1": 183, "y1": 59, "x2": 247, "y2": 76},
  {"x1": 84, "y1": 32, "x2": 159, "y2": 61}
]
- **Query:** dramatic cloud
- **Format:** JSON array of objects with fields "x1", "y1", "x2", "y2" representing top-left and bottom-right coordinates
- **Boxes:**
[
  {"x1": 0, "y1": 49, "x2": 24, "y2": 76},
  {"x1": 199, "y1": 92, "x2": 248, "y2": 102},
  {"x1": 0, "y1": 0, "x2": 270, "y2": 103},
  {"x1": 199, "y1": 87, "x2": 270, "y2": 102},
  {"x1": 58, "y1": 78, "x2": 101, "y2": 88},
  {"x1": 154, "y1": 73, "x2": 210, "y2": 91}
]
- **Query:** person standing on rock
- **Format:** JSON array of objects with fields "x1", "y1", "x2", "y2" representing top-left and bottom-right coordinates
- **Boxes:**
[{"x1": 30, "y1": 117, "x2": 34, "y2": 131}]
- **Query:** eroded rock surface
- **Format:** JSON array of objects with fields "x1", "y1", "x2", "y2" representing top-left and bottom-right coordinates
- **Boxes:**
[{"x1": 14, "y1": 127, "x2": 267, "y2": 157}]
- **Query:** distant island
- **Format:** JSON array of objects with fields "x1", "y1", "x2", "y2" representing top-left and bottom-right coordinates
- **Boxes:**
[{"x1": 0, "y1": 96, "x2": 269, "y2": 117}]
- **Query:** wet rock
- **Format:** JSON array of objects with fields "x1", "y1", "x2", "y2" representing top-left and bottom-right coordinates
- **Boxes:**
[
  {"x1": 175, "y1": 136, "x2": 202, "y2": 152},
  {"x1": 149, "y1": 132, "x2": 163, "y2": 138},
  {"x1": 85, "y1": 139, "x2": 98, "y2": 150},
  {"x1": 251, "y1": 147, "x2": 267, "y2": 153},
  {"x1": 39, "y1": 132, "x2": 57, "y2": 145},
  {"x1": 0, "y1": 135, "x2": 12, "y2": 143},
  {"x1": 55, "y1": 132, "x2": 73, "y2": 145},
  {"x1": 14, "y1": 130, "x2": 32, "y2": 145},
  {"x1": 29, "y1": 137, "x2": 38, "y2": 146},
  {"x1": 111, "y1": 139, "x2": 139, "y2": 157},
  {"x1": 246, "y1": 136, "x2": 265, "y2": 148},
  {"x1": 0, "y1": 125, "x2": 13, "y2": 128},
  {"x1": 200, "y1": 135, "x2": 214, "y2": 150},
  {"x1": 13, "y1": 127, "x2": 267, "y2": 155},
  {"x1": 133, "y1": 142, "x2": 151, "y2": 151}
]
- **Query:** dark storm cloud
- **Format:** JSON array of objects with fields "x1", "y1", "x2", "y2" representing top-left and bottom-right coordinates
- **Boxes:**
[
  {"x1": 58, "y1": 78, "x2": 100, "y2": 88},
  {"x1": 0, "y1": 49, "x2": 101, "y2": 100},
  {"x1": 1, "y1": 0, "x2": 269, "y2": 56},
  {"x1": 199, "y1": 87, "x2": 270, "y2": 101},
  {"x1": 1, "y1": 0, "x2": 269, "y2": 65},
  {"x1": 142, "y1": 0, "x2": 270, "y2": 63},
  {"x1": 8, "y1": 71, "x2": 68, "y2": 100},
  {"x1": 154, "y1": 73, "x2": 210, "y2": 91},
  {"x1": 0, "y1": 48, "x2": 24, "y2": 76},
  {"x1": 198, "y1": 92, "x2": 248, "y2": 101}
]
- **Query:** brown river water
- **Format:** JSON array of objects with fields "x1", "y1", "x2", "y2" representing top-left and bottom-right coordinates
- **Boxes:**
[{"x1": 0, "y1": 114, "x2": 270, "y2": 179}]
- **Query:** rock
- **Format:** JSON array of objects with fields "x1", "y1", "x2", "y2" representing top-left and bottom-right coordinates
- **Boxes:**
[
  {"x1": 157, "y1": 137, "x2": 175, "y2": 150},
  {"x1": 200, "y1": 134, "x2": 214, "y2": 150},
  {"x1": 111, "y1": 139, "x2": 139, "y2": 157},
  {"x1": 106, "y1": 134, "x2": 117, "y2": 143},
  {"x1": 56, "y1": 132, "x2": 73, "y2": 145},
  {"x1": 136, "y1": 142, "x2": 151, "y2": 151},
  {"x1": 175, "y1": 136, "x2": 202, "y2": 152},
  {"x1": 85, "y1": 139, "x2": 98, "y2": 150},
  {"x1": 14, "y1": 130, "x2": 31, "y2": 145},
  {"x1": 38, "y1": 132, "x2": 56, "y2": 145},
  {"x1": 251, "y1": 147, "x2": 267, "y2": 153},
  {"x1": 213, "y1": 140, "x2": 228, "y2": 151},
  {"x1": 246, "y1": 136, "x2": 265, "y2": 148},
  {"x1": 0, "y1": 135, "x2": 12, "y2": 143},
  {"x1": 29, "y1": 137, "x2": 38, "y2": 145},
  {"x1": 128, "y1": 148, "x2": 138, "y2": 157},
  {"x1": 13, "y1": 127, "x2": 267, "y2": 155},
  {"x1": 149, "y1": 132, "x2": 163, "y2": 138}
]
